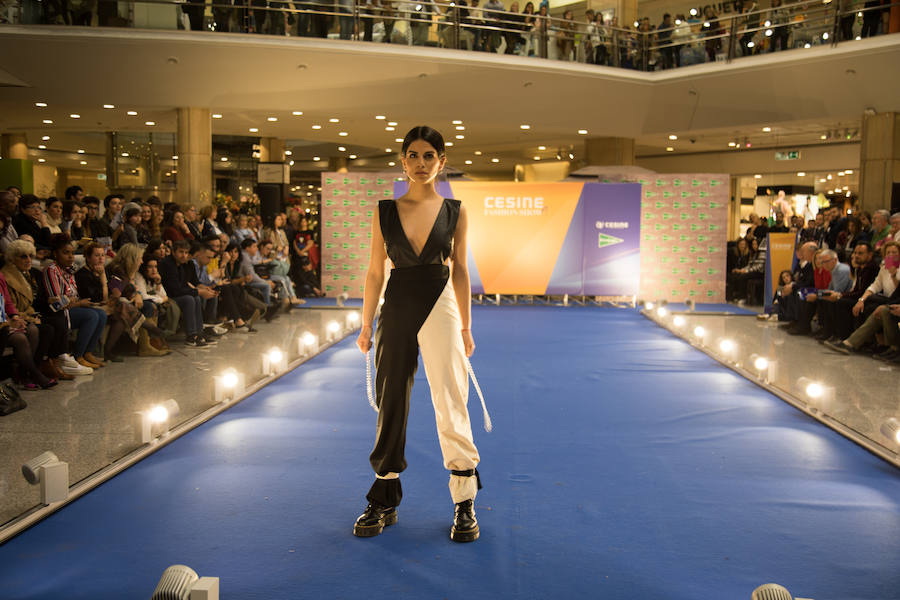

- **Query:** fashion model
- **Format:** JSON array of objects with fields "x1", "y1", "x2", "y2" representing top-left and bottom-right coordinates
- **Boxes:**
[{"x1": 354, "y1": 126, "x2": 481, "y2": 542}]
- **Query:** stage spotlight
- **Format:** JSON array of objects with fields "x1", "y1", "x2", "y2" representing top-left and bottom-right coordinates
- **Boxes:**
[
  {"x1": 151, "y1": 565, "x2": 219, "y2": 600},
  {"x1": 672, "y1": 315, "x2": 686, "y2": 328},
  {"x1": 346, "y1": 311, "x2": 360, "y2": 330},
  {"x1": 262, "y1": 347, "x2": 288, "y2": 376},
  {"x1": 880, "y1": 419, "x2": 900, "y2": 445},
  {"x1": 326, "y1": 320, "x2": 341, "y2": 342},
  {"x1": 213, "y1": 369, "x2": 245, "y2": 403},
  {"x1": 298, "y1": 332, "x2": 319, "y2": 357},
  {"x1": 751, "y1": 583, "x2": 792, "y2": 600},
  {"x1": 22, "y1": 451, "x2": 68, "y2": 505}
]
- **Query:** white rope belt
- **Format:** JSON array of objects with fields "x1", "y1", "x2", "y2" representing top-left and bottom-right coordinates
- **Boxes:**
[{"x1": 366, "y1": 350, "x2": 492, "y2": 433}]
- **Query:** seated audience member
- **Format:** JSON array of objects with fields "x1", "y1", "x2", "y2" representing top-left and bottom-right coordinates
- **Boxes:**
[
  {"x1": 727, "y1": 237, "x2": 754, "y2": 301},
  {"x1": 891, "y1": 212, "x2": 900, "y2": 243},
  {"x1": 82, "y1": 196, "x2": 109, "y2": 240},
  {"x1": 850, "y1": 240, "x2": 900, "y2": 321},
  {"x1": 295, "y1": 255, "x2": 323, "y2": 297},
  {"x1": 815, "y1": 241, "x2": 878, "y2": 342},
  {"x1": 788, "y1": 249, "x2": 851, "y2": 335},
  {"x1": 769, "y1": 269, "x2": 793, "y2": 316},
  {"x1": 812, "y1": 249, "x2": 832, "y2": 290},
  {"x1": 256, "y1": 239, "x2": 303, "y2": 306},
  {"x1": 250, "y1": 215, "x2": 264, "y2": 243},
  {"x1": 102, "y1": 194, "x2": 125, "y2": 241},
  {"x1": 798, "y1": 219, "x2": 819, "y2": 244},
  {"x1": 776, "y1": 242, "x2": 817, "y2": 325},
  {"x1": 75, "y1": 242, "x2": 135, "y2": 363},
  {"x1": 159, "y1": 240, "x2": 212, "y2": 347},
  {"x1": 144, "y1": 239, "x2": 168, "y2": 263},
  {"x1": 135, "y1": 256, "x2": 180, "y2": 342},
  {"x1": 870, "y1": 209, "x2": 892, "y2": 252},
  {"x1": 43, "y1": 236, "x2": 107, "y2": 370},
  {"x1": 216, "y1": 207, "x2": 235, "y2": 242},
  {"x1": 45, "y1": 197, "x2": 64, "y2": 235},
  {"x1": 746, "y1": 213, "x2": 769, "y2": 242},
  {"x1": 233, "y1": 214, "x2": 256, "y2": 243},
  {"x1": 61, "y1": 199, "x2": 86, "y2": 242},
  {"x1": 239, "y1": 238, "x2": 276, "y2": 310},
  {"x1": 190, "y1": 242, "x2": 251, "y2": 330},
  {"x1": 199, "y1": 205, "x2": 222, "y2": 238},
  {"x1": 107, "y1": 244, "x2": 169, "y2": 356},
  {"x1": 162, "y1": 209, "x2": 195, "y2": 243},
  {"x1": 137, "y1": 204, "x2": 154, "y2": 245},
  {"x1": 116, "y1": 207, "x2": 142, "y2": 250},
  {"x1": 2, "y1": 239, "x2": 73, "y2": 381},
  {"x1": 0, "y1": 208, "x2": 18, "y2": 256},
  {"x1": 0, "y1": 268, "x2": 57, "y2": 390},
  {"x1": 13, "y1": 195, "x2": 52, "y2": 251},
  {"x1": 182, "y1": 205, "x2": 202, "y2": 239},
  {"x1": 222, "y1": 242, "x2": 266, "y2": 325}
]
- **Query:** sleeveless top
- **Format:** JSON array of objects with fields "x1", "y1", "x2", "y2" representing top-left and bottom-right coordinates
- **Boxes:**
[{"x1": 379, "y1": 198, "x2": 460, "y2": 268}]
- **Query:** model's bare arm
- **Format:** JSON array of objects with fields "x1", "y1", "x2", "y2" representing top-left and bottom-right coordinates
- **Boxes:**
[
  {"x1": 357, "y1": 208, "x2": 388, "y2": 353},
  {"x1": 451, "y1": 204, "x2": 474, "y2": 357}
]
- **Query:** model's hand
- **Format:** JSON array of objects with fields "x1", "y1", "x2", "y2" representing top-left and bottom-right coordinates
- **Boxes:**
[
  {"x1": 462, "y1": 330, "x2": 475, "y2": 357},
  {"x1": 357, "y1": 325, "x2": 373, "y2": 354}
]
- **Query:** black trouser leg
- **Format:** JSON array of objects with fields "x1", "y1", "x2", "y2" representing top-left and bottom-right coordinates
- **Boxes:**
[{"x1": 832, "y1": 298, "x2": 858, "y2": 340}]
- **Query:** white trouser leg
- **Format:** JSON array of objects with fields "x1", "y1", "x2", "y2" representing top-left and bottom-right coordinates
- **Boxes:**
[{"x1": 417, "y1": 279, "x2": 480, "y2": 503}]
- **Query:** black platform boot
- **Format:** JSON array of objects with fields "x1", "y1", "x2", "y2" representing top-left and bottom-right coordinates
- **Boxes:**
[
  {"x1": 450, "y1": 499, "x2": 479, "y2": 542},
  {"x1": 353, "y1": 503, "x2": 398, "y2": 537}
]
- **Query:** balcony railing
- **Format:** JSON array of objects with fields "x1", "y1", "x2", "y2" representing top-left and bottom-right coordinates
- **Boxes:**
[{"x1": 2, "y1": 0, "x2": 898, "y2": 70}]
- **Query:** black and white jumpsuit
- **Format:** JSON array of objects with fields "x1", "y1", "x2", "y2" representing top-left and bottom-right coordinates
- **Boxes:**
[{"x1": 366, "y1": 198, "x2": 481, "y2": 508}]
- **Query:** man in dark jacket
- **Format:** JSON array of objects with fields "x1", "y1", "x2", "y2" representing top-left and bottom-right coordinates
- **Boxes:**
[
  {"x1": 777, "y1": 241, "x2": 817, "y2": 324},
  {"x1": 159, "y1": 240, "x2": 212, "y2": 346},
  {"x1": 815, "y1": 241, "x2": 879, "y2": 341}
]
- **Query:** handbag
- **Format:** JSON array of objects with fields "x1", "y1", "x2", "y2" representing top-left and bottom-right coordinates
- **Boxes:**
[{"x1": 0, "y1": 382, "x2": 26, "y2": 416}]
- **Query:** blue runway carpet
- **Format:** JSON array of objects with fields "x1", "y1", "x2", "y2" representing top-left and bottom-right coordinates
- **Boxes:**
[{"x1": 1, "y1": 308, "x2": 898, "y2": 599}]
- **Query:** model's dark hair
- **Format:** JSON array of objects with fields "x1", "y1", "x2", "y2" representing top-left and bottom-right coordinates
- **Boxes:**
[{"x1": 401, "y1": 126, "x2": 445, "y2": 156}]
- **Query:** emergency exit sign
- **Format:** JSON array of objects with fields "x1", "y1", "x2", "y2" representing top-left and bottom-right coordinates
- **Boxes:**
[{"x1": 775, "y1": 150, "x2": 801, "y2": 160}]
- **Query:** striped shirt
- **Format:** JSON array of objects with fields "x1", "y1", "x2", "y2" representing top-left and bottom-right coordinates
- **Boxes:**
[{"x1": 43, "y1": 262, "x2": 79, "y2": 311}]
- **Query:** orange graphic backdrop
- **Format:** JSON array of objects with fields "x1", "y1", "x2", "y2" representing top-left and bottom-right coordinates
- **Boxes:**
[{"x1": 450, "y1": 182, "x2": 584, "y2": 294}]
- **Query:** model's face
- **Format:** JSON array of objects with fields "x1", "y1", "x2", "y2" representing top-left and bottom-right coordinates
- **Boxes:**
[{"x1": 401, "y1": 140, "x2": 445, "y2": 186}]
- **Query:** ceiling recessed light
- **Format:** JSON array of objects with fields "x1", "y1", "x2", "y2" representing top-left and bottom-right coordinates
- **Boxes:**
[
  {"x1": 445, "y1": 142, "x2": 454, "y2": 147},
  {"x1": 387, "y1": 121, "x2": 398, "y2": 127},
  {"x1": 464, "y1": 159, "x2": 472, "y2": 165},
  {"x1": 339, "y1": 131, "x2": 348, "y2": 136},
  {"x1": 820, "y1": 134, "x2": 827, "y2": 139},
  {"x1": 267, "y1": 117, "x2": 277, "y2": 122},
  {"x1": 77, "y1": 149, "x2": 85, "y2": 154},
  {"x1": 292, "y1": 111, "x2": 303, "y2": 116},
  {"x1": 289, "y1": 160, "x2": 295, "y2": 166},
  {"x1": 666, "y1": 147, "x2": 674, "y2": 152},
  {"x1": 533, "y1": 156, "x2": 540, "y2": 160},
  {"x1": 578, "y1": 129, "x2": 588, "y2": 135},
  {"x1": 375, "y1": 115, "x2": 386, "y2": 120},
  {"x1": 79, "y1": 160, "x2": 87, "y2": 165},
  {"x1": 520, "y1": 125, "x2": 531, "y2": 130},
  {"x1": 127, "y1": 111, "x2": 138, "y2": 116},
  {"x1": 668, "y1": 134, "x2": 677, "y2": 140},
  {"x1": 452, "y1": 120, "x2": 463, "y2": 125},
  {"x1": 818, "y1": 178, "x2": 826, "y2": 182},
  {"x1": 827, "y1": 174, "x2": 832, "y2": 180},
  {"x1": 145, "y1": 121, "x2": 156, "y2": 126},
  {"x1": 35, "y1": 102, "x2": 47, "y2": 108},
  {"x1": 388, "y1": 161, "x2": 396, "y2": 166},
  {"x1": 538, "y1": 146, "x2": 546, "y2": 150},
  {"x1": 312, "y1": 125, "x2": 322, "y2": 130},
  {"x1": 313, "y1": 156, "x2": 320, "y2": 161},
  {"x1": 38, "y1": 145, "x2": 46, "y2": 149},
  {"x1": 491, "y1": 158, "x2": 500, "y2": 163},
  {"x1": 455, "y1": 125, "x2": 465, "y2": 131},
  {"x1": 41, "y1": 135, "x2": 50, "y2": 141},
  {"x1": 762, "y1": 126, "x2": 772, "y2": 132},
  {"x1": 385, "y1": 148, "x2": 392, "y2": 153},
  {"x1": 754, "y1": 174, "x2": 762, "y2": 179},
  {"x1": 103, "y1": 104, "x2": 115, "y2": 109},
  {"x1": 121, "y1": 152, "x2": 129, "y2": 157},
  {"x1": 395, "y1": 138, "x2": 403, "y2": 143},
  {"x1": 845, "y1": 169, "x2": 853, "y2": 174},
  {"x1": 349, "y1": 154, "x2": 357, "y2": 159},
  {"x1": 797, "y1": 172, "x2": 806, "y2": 176},
  {"x1": 284, "y1": 150, "x2": 292, "y2": 156},
  {"x1": 212, "y1": 113, "x2": 223, "y2": 119},
  {"x1": 172, "y1": 155, "x2": 178, "y2": 160},
  {"x1": 338, "y1": 146, "x2": 346, "y2": 151},
  {"x1": 329, "y1": 118, "x2": 339, "y2": 123},
  {"x1": 38, "y1": 158, "x2": 46, "y2": 163},
  {"x1": 42, "y1": 119, "x2": 53, "y2": 124},
  {"x1": 385, "y1": 126, "x2": 395, "y2": 132},
  {"x1": 455, "y1": 135, "x2": 464, "y2": 139},
  {"x1": 249, "y1": 127, "x2": 259, "y2": 133},
  {"x1": 221, "y1": 157, "x2": 228, "y2": 161},
  {"x1": 474, "y1": 151, "x2": 482, "y2": 156},
  {"x1": 728, "y1": 142, "x2": 737, "y2": 147}
]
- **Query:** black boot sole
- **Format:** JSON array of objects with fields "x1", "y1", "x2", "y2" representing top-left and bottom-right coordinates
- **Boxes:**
[
  {"x1": 353, "y1": 510, "x2": 397, "y2": 537},
  {"x1": 450, "y1": 524, "x2": 479, "y2": 543}
]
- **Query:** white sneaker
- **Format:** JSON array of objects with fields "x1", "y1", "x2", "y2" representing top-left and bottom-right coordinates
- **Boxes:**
[
  {"x1": 61, "y1": 362, "x2": 93, "y2": 376},
  {"x1": 59, "y1": 354, "x2": 80, "y2": 369},
  {"x1": 211, "y1": 325, "x2": 228, "y2": 336}
]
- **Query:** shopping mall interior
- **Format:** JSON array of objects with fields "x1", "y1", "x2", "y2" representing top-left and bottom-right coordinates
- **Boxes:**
[{"x1": 1, "y1": 2, "x2": 899, "y2": 598}]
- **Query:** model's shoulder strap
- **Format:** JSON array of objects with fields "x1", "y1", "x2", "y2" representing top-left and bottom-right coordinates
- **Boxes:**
[{"x1": 378, "y1": 199, "x2": 396, "y2": 242}]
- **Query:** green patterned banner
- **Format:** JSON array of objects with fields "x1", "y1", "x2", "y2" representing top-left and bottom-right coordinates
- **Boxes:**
[{"x1": 320, "y1": 172, "x2": 397, "y2": 297}]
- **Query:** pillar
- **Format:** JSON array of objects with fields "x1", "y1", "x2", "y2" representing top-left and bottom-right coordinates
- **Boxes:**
[
  {"x1": 617, "y1": 0, "x2": 637, "y2": 27},
  {"x1": 176, "y1": 108, "x2": 212, "y2": 208},
  {"x1": 0, "y1": 133, "x2": 34, "y2": 194},
  {"x1": 584, "y1": 137, "x2": 635, "y2": 166},
  {"x1": 859, "y1": 112, "x2": 900, "y2": 213},
  {"x1": 1, "y1": 134, "x2": 29, "y2": 160},
  {"x1": 329, "y1": 156, "x2": 349, "y2": 173},
  {"x1": 259, "y1": 138, "x2": 285, "y2": 163}
]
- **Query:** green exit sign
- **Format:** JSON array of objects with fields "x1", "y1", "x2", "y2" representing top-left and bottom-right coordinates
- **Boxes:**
[{"x1": 775, "y1": 150, "x2": 801, "y2": 161}]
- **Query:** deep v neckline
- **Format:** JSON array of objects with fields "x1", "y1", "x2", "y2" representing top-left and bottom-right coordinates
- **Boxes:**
[{"x1": 396, "y1": 198, "x2": 446, "y2": 261}]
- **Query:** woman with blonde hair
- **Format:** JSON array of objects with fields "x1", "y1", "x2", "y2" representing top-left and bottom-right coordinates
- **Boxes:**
[{"x1": 107, "y1": 244, "x2": 169, "y2": 356}]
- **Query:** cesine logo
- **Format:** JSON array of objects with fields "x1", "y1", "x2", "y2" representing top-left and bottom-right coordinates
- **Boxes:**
[
  {"x1": 483, "y1": 196, "x2": 545, "y2": 216},
  {"x1": 595, "y1": 220, "x2": 628, "y2": 249}
]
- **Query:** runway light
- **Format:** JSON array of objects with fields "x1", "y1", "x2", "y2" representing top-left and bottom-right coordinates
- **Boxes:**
[
  {"x1": 645, "y1": 301, "x2": 655, "y2": 310},
  {"x1": 21, "y1": 451, "x2": 68, "y2": 505},
  {"x1": 719, "y1": 339, "x2": 735, "y2": 353},
  {"x1": 806, "y1": 382, "x2": 824, "y2": 398},
  {"x1": 693, "y1": 326, "x2": 706, "y2": 339},
  {"x1": 880, "y1": 419, "x2": 900, "y2": 445},
  {"x1": 753, "y1": 356, "x2": 769, "y2": 371},
  {"x1": 673, "y1": 315, "x2": 686, "y2": 328},
  {"x1": 656, "y1": 307, "x2": 668, "y2": 318},
  {"x1": 262, "y1": 347, "x2": 287, "y2": 376},
  {"x1": 298, "y1": 332, "x2": 319, "y2": 357},
  {"x1": 152, "y1": 565, "x2": 219, "y2": 600},
  {"x1": 148, "y1": 405, "x2": 169, "y2": 424},
  {"x1": 347, "y1": 311, "x2": 360, "y2": 329},
  {"x1": 214, "y1": 369, "x2": 245, "y2": 403}
]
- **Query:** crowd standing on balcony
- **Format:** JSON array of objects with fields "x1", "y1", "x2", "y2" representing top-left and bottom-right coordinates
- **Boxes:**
[
  {"x1": 2, "y1": 0, "x2": 897, "y2": 70},
  {"x1": 0, "y1": 185, "x2": 322, "y2": 397},
  {"x1": 727, "y1": 204, "x2": 900, "y2": 364}
]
